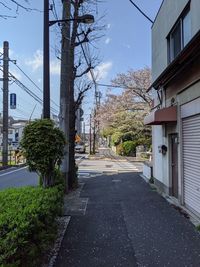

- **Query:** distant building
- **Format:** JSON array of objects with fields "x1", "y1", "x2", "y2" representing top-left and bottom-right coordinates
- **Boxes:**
[
  {"x1": 0, "y1": 114, "x2": 28, "y2": 148},
  {"x1": 144, "y1": 0, "x2": 200, "y2": 217}
]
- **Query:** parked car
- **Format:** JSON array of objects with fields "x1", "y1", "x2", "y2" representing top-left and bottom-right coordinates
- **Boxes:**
[{"x1": 75, "y1": 142, "x2": 85, "y2": 153}]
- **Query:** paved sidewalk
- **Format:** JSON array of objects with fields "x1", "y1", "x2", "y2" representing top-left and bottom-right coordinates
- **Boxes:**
[{"x1": 55, "y1": 172, "x2": 200, "y2": 267}]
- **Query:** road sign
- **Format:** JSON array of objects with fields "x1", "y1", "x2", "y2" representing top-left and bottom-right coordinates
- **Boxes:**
[{"x1": 10, "y1": 93, "x2": 16, "y2": 109}]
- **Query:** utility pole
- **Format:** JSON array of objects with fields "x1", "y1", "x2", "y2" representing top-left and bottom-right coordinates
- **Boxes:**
[
  {"x1": 2, "y1": 41, "x2": 9, "y2": 166},
  {"x1": 43, "y1": 0, "x2": 50, "y2": 118},
  {"x1": 59, "y1": 0, "x2": 71, "y2": 191},
  {"x1": 83, "y1": 121, "x2": 85, "y2": 143},
  {"x1": 92, "y1": 110, "x2": 96, "y2": 154},
  {"x1": 89, "y1": 114, "x2": 92, "y2": 154}
]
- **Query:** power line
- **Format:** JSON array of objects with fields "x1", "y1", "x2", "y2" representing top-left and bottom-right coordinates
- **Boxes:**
[
  {"x1": 52, "y1": 0, "x2": 59, "y2": 21},
  {"x1": 0, "y1": 66, "x2": 59, "y2": 114},
  {"x1": 15, "y1": 108, "x2": 32, "y2": 117},
  {"x1": 128, "y1": 0, "x2": 153, "y2": 24},
  {"x1": 76, "y1": 34, "x2": 98, "y2": 107},
  {"x1": 11, "y1": 61, "x2": 59, "y2": 109},
  {"x1": 97, "y1": 82, "x2": 146, "y2": 91}
]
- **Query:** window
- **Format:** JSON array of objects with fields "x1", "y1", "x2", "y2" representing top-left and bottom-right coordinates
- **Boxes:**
[
  {"x1": 183, "y1": 10, "x2": 191, "y2": 46},
  {"x1": 168, "y1": 8, "x2": 191, "y2": 63}
]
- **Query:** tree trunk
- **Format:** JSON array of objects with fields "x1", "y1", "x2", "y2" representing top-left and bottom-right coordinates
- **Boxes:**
[
  {"x1": 68, "y1": 101, "x2": 77, "y2": 189},
  {"x1": 68, "y1": 1, "x2": 79, "y2": 190}
]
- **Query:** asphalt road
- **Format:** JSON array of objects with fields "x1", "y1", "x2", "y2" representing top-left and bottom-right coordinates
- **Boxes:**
[
  {"x1": 0, "y1": 167, "x2": 39, "y2": 190},
  {"x1": 56, "y1": 163, "x2": 200, "y2": 267},
  {"x1": 0, "y1": 154, "x2": 86, "y2": 190}
]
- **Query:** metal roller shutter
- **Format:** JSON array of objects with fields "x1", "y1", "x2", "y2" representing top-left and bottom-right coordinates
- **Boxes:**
[{"x1": 182, "y1": 114, "x2": 200, "y2": 215}]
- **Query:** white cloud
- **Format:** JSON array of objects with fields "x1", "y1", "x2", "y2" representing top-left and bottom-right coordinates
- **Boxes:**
[
  {"x1": 50, "y1": 60, "x2": 60, "y2": 75},
  {"x1": 105, "y1": 37, "x2": 111, "y2": 44},
  {"x1": 89, "y1": 61, "x2": 112, "y2": 81},
  {"x1": 25, "y1": 50, "x2": 60, "y2": 75},
  {"x1": 25, "y1": 49, "x2": 43, "y2": 71},
  {"x1": 107, "y1": 23, "x2": 111, "y2": 29}
]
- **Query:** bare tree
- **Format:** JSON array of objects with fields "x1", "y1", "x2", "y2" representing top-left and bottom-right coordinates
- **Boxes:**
[
  {"x1": 66, "y1": 0, "x2": 104, "y2": 189},
  {"x1": 0, "y1": 1, "x2": 39, "y2": 19}
]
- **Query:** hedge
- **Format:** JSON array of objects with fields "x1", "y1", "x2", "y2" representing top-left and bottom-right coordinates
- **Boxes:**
[
  {"x1": 0, "y1": 186, "x2": 64, "y2": 267},
  {"x1": 122, "y1": 141, "x2": 138, "y2": 156}
]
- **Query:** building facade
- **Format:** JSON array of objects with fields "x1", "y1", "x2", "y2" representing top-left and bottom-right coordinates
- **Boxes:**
[{"x1": 145, "y1": 0, "x2": 200, "y2": 217}]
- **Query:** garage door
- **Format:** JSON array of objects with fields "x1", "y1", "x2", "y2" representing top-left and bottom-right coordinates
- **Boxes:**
[{"x1": 182, "y1": 114, "x2": 200, "y2": 215}]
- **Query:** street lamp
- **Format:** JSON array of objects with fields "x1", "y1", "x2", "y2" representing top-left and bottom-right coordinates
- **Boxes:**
[
  {"x1": 43, "y1": 0, "x2": 94, "y2": 119},
  {"x1": 49, "y1": 14, "x2": 95, "y2": 26}
]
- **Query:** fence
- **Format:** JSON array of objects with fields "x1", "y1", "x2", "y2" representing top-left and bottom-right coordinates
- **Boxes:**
[{"x1": 0, "y1": 149, "x2": 26, "y2": 166}]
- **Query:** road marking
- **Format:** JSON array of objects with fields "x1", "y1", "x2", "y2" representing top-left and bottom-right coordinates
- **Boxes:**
[{"x1": 0, "y1": 166, "x2": 28, "y2": 177}]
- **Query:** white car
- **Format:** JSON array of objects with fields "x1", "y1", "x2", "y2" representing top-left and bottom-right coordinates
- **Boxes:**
[{"x1": 75, "y1": 143, "x2": 85, "y2": 153}]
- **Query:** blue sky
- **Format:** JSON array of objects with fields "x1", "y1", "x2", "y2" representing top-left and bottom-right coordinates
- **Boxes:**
[{"x1": 0, "y1": 0, "x2": 162, "y2": 122}]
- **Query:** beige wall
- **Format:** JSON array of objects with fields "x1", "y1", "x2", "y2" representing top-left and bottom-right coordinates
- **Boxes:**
[
  {"x1": 166, "y1": 55, "x2": 200, "y2": 101},
  {"x1": 152, "y1": 0, "x2": 200, "y2": 81}
]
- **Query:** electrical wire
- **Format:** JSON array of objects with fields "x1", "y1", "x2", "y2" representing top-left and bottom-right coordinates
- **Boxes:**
[
  {"x1": 128, "y1": 0, "x2": 153, "y2": 24},
  {"x1": 76, "y1": 34, "x2": 98, "y2": 106},
  {"x1": 97, "y1": 83, "x2": 146, "y2": 91},
  {"x1": 52, "y1": 0, "x2": 59, "y2": 21},
  {"x1": 0, "y1": 66, "x2": 59, "y2": 114},
  {"x1": 11, "y1": 61, "x2": 59, "y2": 109}
]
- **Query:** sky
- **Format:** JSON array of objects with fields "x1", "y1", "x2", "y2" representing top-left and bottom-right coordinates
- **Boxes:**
[{"x1": 0, "y1": 0, "x2": 162, "y2": 124}]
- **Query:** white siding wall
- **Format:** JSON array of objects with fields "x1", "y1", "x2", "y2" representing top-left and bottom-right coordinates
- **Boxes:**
[
  {"x1": 151, "y1": 0, "x2": 200, "y2": 193},
  {"x1": 152, "y1": 126, "x2": 164, "y2": 182}
]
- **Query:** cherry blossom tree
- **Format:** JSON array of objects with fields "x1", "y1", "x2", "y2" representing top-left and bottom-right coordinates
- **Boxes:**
[{"x1": 98, "y1": 67, "x2": 152, "y2": 148}]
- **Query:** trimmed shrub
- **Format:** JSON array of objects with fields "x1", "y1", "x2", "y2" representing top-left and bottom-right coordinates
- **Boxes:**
[
  {"x1": 20, "y1": 119, "x2": 66, "y2": 188},
  {"x1": 0, "y1": 186, "x2": 63, "y2": 267},
  {"x1": 122, "y1": 141, "x2": 138, "y2": 156}
]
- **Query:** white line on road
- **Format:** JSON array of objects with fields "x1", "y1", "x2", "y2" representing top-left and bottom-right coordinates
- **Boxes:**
[{"x1": 0, "y1": 166, "x2": 28, "y2": 177}]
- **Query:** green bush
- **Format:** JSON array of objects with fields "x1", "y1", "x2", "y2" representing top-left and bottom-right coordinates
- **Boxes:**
[
  {"x1": 111, "y1": 132, "x2": 122, "y2": 146},
  {"x1": 196, "y1": 225, "x2": 200, "y2": 231},
  {"x1": 0, "y1": 186, "x2": 63, "y2": 267},
  {"x1": 121, "y1": 131, "x2": 135, "y2": 142},
  {"x1": 116, "y1": 143, "x2": 124, "y2": 156},
  {"x1": 137, "y1": 137, "x2": 152, "y2": 150},
  {"x1": 20, "y1": 119, "x2": 66, "y2": 188},
  {"x1": 122, "y1": 141, "x2": 138, "y2": 156}
]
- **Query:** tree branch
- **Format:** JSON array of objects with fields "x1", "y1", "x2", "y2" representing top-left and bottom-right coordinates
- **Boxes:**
[
  {"x1": 75, "y1": 28, "x2": 92, "y2": 46},
  {"x1": 75, "y1": 83, "x2": 92, "y2": 110},
  {"x1": 75, "y1": 64, "x2": 93, "y2": 78}
]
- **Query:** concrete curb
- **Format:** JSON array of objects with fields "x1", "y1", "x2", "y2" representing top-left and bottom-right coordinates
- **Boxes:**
[
  {"x1": 44, "y1": 216, "x2": 71, "y2": 267},
  {"x1": 0, "y1": 163, "x2": 27, "y2": 171}
]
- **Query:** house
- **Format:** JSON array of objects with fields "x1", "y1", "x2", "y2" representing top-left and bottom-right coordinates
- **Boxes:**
[
  {"x1": 0, "y1": 115, "x2": 28, "y2": 148},
  {"x1": 144, "y1": 0, "x2": 200, "y2": 217}
]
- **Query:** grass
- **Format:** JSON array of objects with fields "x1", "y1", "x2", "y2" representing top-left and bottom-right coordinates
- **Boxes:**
[{"x1": 196, "y1": 225, "x2": 200, "y2": 231}]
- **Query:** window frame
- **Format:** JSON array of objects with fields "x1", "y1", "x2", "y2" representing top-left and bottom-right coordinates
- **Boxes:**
[{"x1": 167, "y1": 4, "x2": 191, "y2": 64}]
